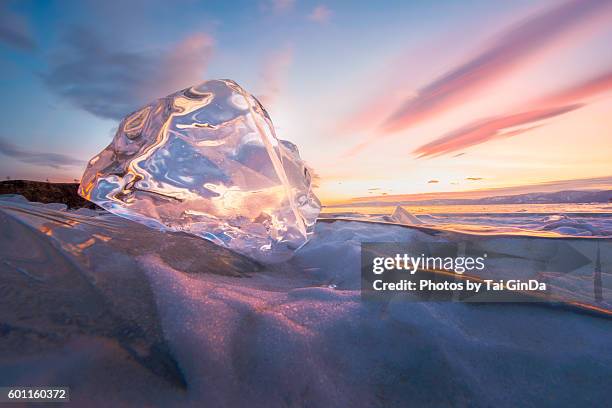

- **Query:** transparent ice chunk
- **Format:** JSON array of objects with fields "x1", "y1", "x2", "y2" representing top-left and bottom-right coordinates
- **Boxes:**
[{"x1": 79, "y1": 79, "x2": 321, "y2": 262}]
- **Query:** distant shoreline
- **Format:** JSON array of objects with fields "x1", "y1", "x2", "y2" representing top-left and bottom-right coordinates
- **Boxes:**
[
  {"x1": 0, "y1": 180, "x2": 99, "y2": 209},
  {"x1": 327, "y1": 189, "x2": 612, "y2": 208}
]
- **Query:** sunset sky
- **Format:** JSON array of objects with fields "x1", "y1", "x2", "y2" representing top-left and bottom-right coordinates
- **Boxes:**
[{"x1": 1, "y1": 0, "x2": 611, "y2": 203}]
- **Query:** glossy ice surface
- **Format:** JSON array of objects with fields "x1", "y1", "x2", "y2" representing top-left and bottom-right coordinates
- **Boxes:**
[{"x1": 79, "y1": 79, "x2": 321, "y2": 262}]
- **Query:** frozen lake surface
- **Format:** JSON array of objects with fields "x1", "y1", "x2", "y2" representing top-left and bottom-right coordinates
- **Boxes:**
[{"x1": 0, "y1": 195, "x2": 610, "y2": 407}]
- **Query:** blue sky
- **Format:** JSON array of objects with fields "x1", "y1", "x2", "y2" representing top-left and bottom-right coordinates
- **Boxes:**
[{"x1": 1, "y1": 0, "x2": 611, "y2": 201}]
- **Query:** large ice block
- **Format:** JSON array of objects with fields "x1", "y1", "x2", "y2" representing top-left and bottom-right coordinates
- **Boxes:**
[{"x1": 79, "y1": 79, "x2": 321, "y2": 262}]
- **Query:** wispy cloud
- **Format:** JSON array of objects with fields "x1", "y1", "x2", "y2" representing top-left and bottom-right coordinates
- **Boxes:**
[
  {"x1": 257, "y1": 45, "x2": 293, "y2": 107},
  {"x1": 381, "y1": 0, "x2": 612, "y2": 133},
  {"x1": 43, "y1": 27, "x2": 214, "y2": 120},
  {"x1": 413, "y1": 105, "x2": 579, "y2": 158},
  {"x1": 536, "y1": 70, "x2": 612, "y2": 107},
  {"x1": 308, "y1": 5, "x2": 332, "y2": 23},
  {"x1": 413, "y1": 69, "x2": 612, "y2": 158},
  {"x1": 0, "y1": 2, "x2": 36, "y2": 51},
  {"x1": 262, "y1": 0, "x2": 295, "y2": 14},
  {"x1": 0, "y1": 138, "x2": 86, "y2": 169},
  {"x1": 427, "y1": 179, "x2": 439, "y2": 184}
]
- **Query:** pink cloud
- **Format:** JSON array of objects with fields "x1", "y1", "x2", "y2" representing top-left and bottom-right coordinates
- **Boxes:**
[
  {"x1": 309, "y1": 5, "x2": 332, "y2": 23},
  {"x1": 537, "y1": 70, "x2": 612, "y2": 107},
  {"x1": 158, "y1": 33, "x2": 215, "y2": 97},
  {"x1": 413, "y1": 105, "x2": 581, "y2": 158},
  {"x1": 341, "y1": 0, "x2": 612, "y2": 157},
  {"x1": 381, "y1": 0, "x2": 612, "y2": 133},
  {"x1": 413, "y1": 70, "x2": 612, "y2": 158}
]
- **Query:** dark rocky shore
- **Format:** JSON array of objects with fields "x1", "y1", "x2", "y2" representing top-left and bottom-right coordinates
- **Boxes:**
[{"x1": 0, "y1": 180, "x2": 99, "y2": 209}]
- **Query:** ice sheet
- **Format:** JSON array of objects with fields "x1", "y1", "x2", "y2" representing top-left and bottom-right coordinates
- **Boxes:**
[{"x1": 0, "y1": 196, "x2": 610, "y2": 407}]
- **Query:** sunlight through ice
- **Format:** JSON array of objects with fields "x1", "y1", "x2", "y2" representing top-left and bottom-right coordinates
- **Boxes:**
[{"x1": 79, "y1": 79, "x2": 321, "y2": 262}]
